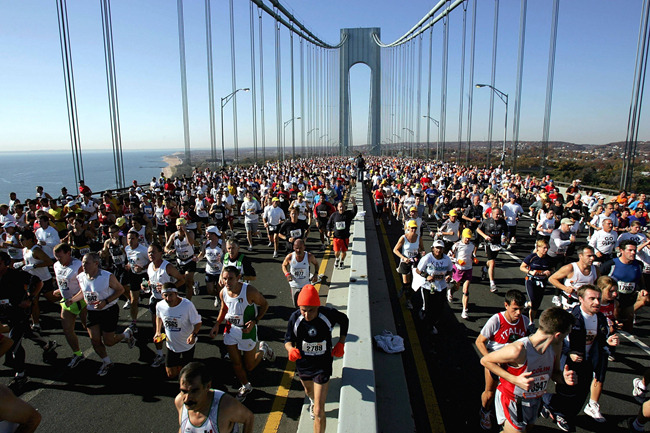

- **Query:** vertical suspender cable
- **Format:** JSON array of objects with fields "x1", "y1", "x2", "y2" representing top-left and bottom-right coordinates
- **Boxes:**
[
  {"x1": 249, "y1": 2, "x2": 259, "y2": 163},
  {"x1": 408, "y1": 41, "x2": 415, "y2": 157},
  {"x1": 176, "y1": 0, "x2": 191, "y2": 166},
  {"x1": 229, "y1": 0, "x2": 239, "y2": 164},
  {"x1": 56, "y1": 0, "x2": 85, "y2": 186},
  {"x1": 300, "y1": 38, "x2": 305, "y2": 156},
  {"x1": 258, "y1": 8, "x2": 266, "y2": 162},
  {"x1": 512, "y1": 0, "x2": 527, "y2": 172},
  {"x1": 440, "y1": 4, "x2": 450, "y2": 161},
  {"x1": 622, "y1": 0, "x2": 650, "y2": 190},
  {"x1": 290, "y1": 30, "x2": 296, "y2": 158},
  {"x1": 487, "y1": 0, "x2": 499, "y2": 167},
  {"x1": 205, "y1": 0, "x2": 217, "y2": 165},
  {"x1": 416, "y1": 34, "x2": 423, "y2": 158},
  {"x1": 426, "y1": 27, "x2": 434, "y2": 160},
  {"x1": 100, "y1": 0, "x2": 125, "y2": 189},
  {"x1": 275, "y1": 13, "x2": 282, "y2": 160},
  {"x1": 306, "y1": 45, "x2": 311, "y2": 157},
  {"x1": 466, "y1": 0, "x2": 477, "y2": 166},
  {"x1": 541, "y1": 0, "x2": 559, "y2": 176},
  {"x1": 457, "y1": 1, "x2": 468, "y2": 164}
]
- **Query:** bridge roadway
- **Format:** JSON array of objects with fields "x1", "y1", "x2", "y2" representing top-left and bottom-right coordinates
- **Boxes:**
[{"x1": 2, "y1": 186, "x2": 649, "y2": 433}]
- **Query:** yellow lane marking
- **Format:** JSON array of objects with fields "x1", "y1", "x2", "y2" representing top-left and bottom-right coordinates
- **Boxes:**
[
  {"x1": 262, "y1": 245, "x2": 331, "y2": 432},
  {"x1": 380, "y1": 220, "x2": 446, "y2": 433}
]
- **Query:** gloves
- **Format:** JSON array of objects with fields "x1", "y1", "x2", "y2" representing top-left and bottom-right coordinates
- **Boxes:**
[
  {"x1": 22, "y1": 264, "x2": 35, "y2": 272},
  {"x1": 288, "y1": 347, "x2": 302, "y2": 362},
  {"x1": 332, "y1": 342, "x2": 345, "y2": 358}
]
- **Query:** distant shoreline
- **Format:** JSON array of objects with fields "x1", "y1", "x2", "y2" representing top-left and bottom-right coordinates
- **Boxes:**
[{"x1": 162, "y1": 153, "x2": 183, "y2": 178}]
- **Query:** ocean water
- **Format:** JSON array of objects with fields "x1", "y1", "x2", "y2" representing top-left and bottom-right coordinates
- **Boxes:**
[{"x1": 0, "y1": 149, "x2": 178, "y2": 202}]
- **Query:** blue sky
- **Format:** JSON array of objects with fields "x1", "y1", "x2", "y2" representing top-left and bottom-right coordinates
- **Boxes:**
[{"x1": 0, "y1": 0, "x2": 647, "y2": 153}]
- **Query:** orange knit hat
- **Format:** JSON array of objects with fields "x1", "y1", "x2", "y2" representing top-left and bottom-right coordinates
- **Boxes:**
[{"x1": 297, "y1": 284, "x2": 320, "y2": 307}]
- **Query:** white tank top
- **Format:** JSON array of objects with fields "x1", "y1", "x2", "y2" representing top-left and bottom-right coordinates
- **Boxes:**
[
  {"x1": 126, "y1": 244, "x2": 150, "y2": 274},
  {"x1": 222, "y1": 283, "x2": 256, "y2": 327},
  {"x1": 175, "y1": 234, "x2": 195, "y2": 263},
  {"x1": 134, "y1": 226, "x2": 148, "y2": 247},
  {"x1": 54, "y1": 258, "x2": 82, "y2": 300},
  {"x1": 289, "y1": 252, "x2": 310, "y2": 289},
  {"x1": 204, "y1": 243, "x2": 223, "y2": 276},
  {"x1": 148, "y1": 259, "x2": 172, "y2": 300},
  {"x1": 6, "y1": 233, "x2": 23, "y2": 260},
  {"x1": 562, "y1": 262, "x2": 597, "y2": 306},
  {"x1": 180, "y1": 390, "x2": 232, "y2": 433},
  {"x1": 402, "y1": 234, "x2": 421, "y2": 259},
  {"x1": 77, "y1": 269, "x2": 115, "y2": 311},
  {"x1": 23, "y1": 245, "x2": 51, "y2": 281}
]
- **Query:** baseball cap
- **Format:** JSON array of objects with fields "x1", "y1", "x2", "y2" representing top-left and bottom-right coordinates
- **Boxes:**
[
  {"x1": 115, "y1": 217, "x2": 127, "y2": 227},
  {"x1": 272, "y1": 197, "x2": 280, "y2": 202},
  {"x1": 407, "y1": 220, "x2": 418, "y2": 228},
  {"x1": 176, "y1": 217, "x2": 187, "y2": 226},
  {"x1": 449, "y1": 209, "x2": 458, "y2": 216},
  {"x1": 206, "y1": 225, "x2": 221, "y2": 235},
  {"x1": 409, "y1": 206, "x2": 417, "y2": 212},
  {"x1": 432, "y1": 240, "x2": 445, "y2": 248},
  {"x1": 2, "y1": 221, "x2": 16, "y2": 228},
  {"x1": 462, "y1": 228, "x2": 473, "y2": 238},
  {"x1": 560, "y1": 218, "x2": 573, "y2": 225}
]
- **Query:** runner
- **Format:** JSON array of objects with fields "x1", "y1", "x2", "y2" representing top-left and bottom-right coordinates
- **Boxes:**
[
  {"x1": 313, "y1": 194, "x2": 336, "y2": 251},
  {"x1": 393, "y1": 220, "x2": 425, "y2": 310},
  {"x1": 589, "y1": 218, "x2": 617, "y2": 266},
  {"x1": 240, "y1": 190, "x2": 262, "y2": 251},
  {"x1": 77, "y1": 252, "x2": 135, "y2": 376},
  {"x1": 175, "y1": 361, "x2": 254, "y2": 433},
  {"x1": 263, "y1": 197, "x2": 286, "y2": 258},
  {"x1": 284, "y1": 284, "x2": 348, "y2": 432},
  {"x1": 53, "y1": 243, "x2": 87, "y2": 369},
  {"x1": 476, "y1": 290, "x2": 530, "y2": 430},
  {"x1": 124, "y1": 230, "x2": 150, "y2": 332},
  {"x1": 154, "y1": 283, "x2": 202, "y2": 378},
  {"x1": 279, "y1": 208, "x2": 310, "y2": 254},
  {"x1": 222, "y1": 238, "x2": 256, "y2": 282},
  {"x1": 282, "y1": 239, "x2": 320, "y2": 306},
  {"x1": 520, "y1": 240, "x2": 553, "y2": 323},
  {"x1": 327, "y1": 197, "x2": 357, "y2": 270},
  {"x1": 448, "y1": 228, "x2": 475, "y2": 319},
  {"x1": 165, "y1": 218, "x2": 197, "y2": 301},
  {"x1": 196, "y1": 226, "x2": 223, "y2": 307},
  {"x1": 481, "y1": 307, "x2": 577, "y2": 433},
  {"x1": 476, "y1": 208, "x2": 509, "y2": 293},
  {"x1": 209, "y1": 266, "x2": 274, "y2": 402}
]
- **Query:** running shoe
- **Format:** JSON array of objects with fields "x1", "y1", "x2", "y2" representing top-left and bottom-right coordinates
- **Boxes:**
[
  {"x1": 551, "y1": 295, "x2": 562, "y2": 307},
  {"x1": 447, "y1": 289, "x2": 453, "y2": 303},
  {"x1": 480, "y1": 267, "x2": 487, "y2": 281},
  {"x1": 30, "y1": 323, "x2": 41, "y2": 333},
  {"x1": 247, "y1": 245, "x2": 253, "y2": 251},
  {"x1": 539, "y1": 402, "x2": 554, "y2": 420},
  {"x1": 122, "y1": 300, "x2": 131, "y2": 309},
  {"x1": 193, "y1": 281, "x2": 200, "y2": 296},
  {"x1": 67, "y1": 354, "x2": 85, "y2": 369},
  {"x1": 309, "y1": 402, "x2": 315, "y2": 420},
  {"x1": 430, "y1": 326, "x2": 438, "y2": 335},
  {"x1": 259, "y1": 341, "x2": 276, "y2": 362},
  {"x1": 43, "y1": 340, "x2": 59, "y2": 355},
  {"x1": 273, "y1": 251, "x2": 278, "y2": 258},
  {"x1": 128, "y1": 322, "x2": 139, "y2": 334},
  {"x1": 214, "y1": 296, "x2": 220, "y2": 308},
  {"x1": 267, "y1": 242, "x2": 273, "y2": 247},
  {"x1": 479, "y1": 408, "x2": 492, "y2": 430},
  {"x1": 584, "y1": 401, "x2": 606, "y2": 423},
  {"x1": 524, "y1": 301, "x2": 531, "y2": 309},
  {"x1": 9, "y1": 375, "x2": 28, "y2": 391},
  {"x1": 461, "y1": 309, "x2": 468, "y2": 320},
  {"x1": 554, "y1": 413, "x2": 571, "y2": 432},
  {"x1": 633, "y1": 377, "x2": 647, "y2": 403},
  {"x1": 608, "y1": 354, "x2": 615, "y2": 362},
  {"x1": 490, "y1": 282, "x2": 498, "y2": 293},
  {"x1": 334, "y1": 259, "x2": 340, "y2": 268},
  {"x1": 237, "y1": 383, "x2": 253, "y2": 402},
  {"x1": 151, "y1": 354, "x2": 166, "y2": 368},
  {"x1": 339, "y1": 261, "x2": 344, "y2": 269},
  {"x1": 97, "y1": 362, "x2": 114, "y2": 377},
  {"x1": 388, "y1": 219, "x2": 392, "y2": 226},
  {"x1": 124, "y1": 327, "x2": 136, "y2": 349}
]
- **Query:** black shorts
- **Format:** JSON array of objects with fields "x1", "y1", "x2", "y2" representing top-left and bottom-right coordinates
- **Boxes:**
[
  {"x1": 156, "y1": 224, "x2": 166, "y2": 236},
  {"x1": 507, "y1": 225, "x2": 517, "y2": 238},
  {"x1": 166, "y1": 345, "x2": 196, "y2": 368},
  {"x1": 148, "y1": 297, "x2": 161, "y2": 315},
  {"x1": 316, "y1": 219, "x2": 328, "y2": 230},
  {"x1": 397, "y1": 261, "x2": 414, "y2": 275},
  {"x1": 485, "y1": 245, "x2": 501, "y2": 261},
  {"x1": 525, "y1": 276, "x2": 546, "y2": 310},
  {"x1": 297, "y1": 370, "x2": 331, "y2": 384},
  {"x1": 112, "y1": 266, "x2": 127, "y2": 285},
  {"x1": 198, "y1": 216, "x2": 209, "y2": 224},
  {"x1": 618, "y1": 291, "x2": 637, "y2": 309},
  {"x1": 126, "y1": 271, "x2": 147, "y2": 291},
  {"x1": 177, "y1": 260, "x2": 197, "y2": 274},
  {"x1": 205, "y1": 273, "x2": 220, "y2": 283},
  {"x1": 165, "y1": 225, "x2": 176, "y2": 234},
  {"x1": 268, "y1": 224, "x2": 279, "y2": 233},
  {"x1": 38, "y1": 278, "x2": 55, "y2": 293},
  {"x1": 86, "y1": 304, "x2": 119, "y2": 333}
]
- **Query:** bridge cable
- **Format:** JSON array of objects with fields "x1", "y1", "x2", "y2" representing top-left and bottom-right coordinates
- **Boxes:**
[
  {"x1": 258, "y1": 7, "x2": 266, "y2": 162},
  {"x1": 439, "y1": 2, "x2": 450, "y2": 161},
  {"x1": 511, "y1": 0, "x2": 527, "y2": 173},
  {"x1": 465, "y1": 0, "x2": 477, "y2": 166},
  {"x1": 457, "y1": 0, "x2": 468, "y2": 164},
  {"x1": 249, "y1": 2, "x2": 259, "y2": 163},
  {"x1": 176, "y1": 0, "x2": 191, "y2": 167},
  {"x1": 229, "y1": 0, "x2": 240, "y2": 164},
  {"x1": 55, "y1": 0, "x2": 85, "y2": 187},
  {"x1": 205, "y1": 0, "x2": 217, "y2": 166},
  {"x1": 487, "y1": 0, "x2": 499, "y2": 167},
  {"x1": 541, "y1": 0, "x2": 560, "y2": 175},
  {"x1": 425, "y1": 27, "x2": 434, "y2": 160},
  {"x1": 416, "y1": 33, "x2": 423, "y2": 158},
  {"x1": 274, "y1": 10, "x2": 283, "y2": 160},
  {"x1": 300, "y1": 38, "x2": 305, "y2": 156},
  {"x1": 290, "y1": 29, "x2": 296, "y2": 158}
]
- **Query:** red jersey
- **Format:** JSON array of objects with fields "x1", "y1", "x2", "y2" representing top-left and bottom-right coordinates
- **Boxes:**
[
  {"x1": 492, "y1": 312, "x2": 528, "y2": 346},
  {"x1": 374, "y1": 190, "x2": 385, "y2": 206}
]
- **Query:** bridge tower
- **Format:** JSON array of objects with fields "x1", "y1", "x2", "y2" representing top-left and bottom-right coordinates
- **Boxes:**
[{"x1": 339, "y1": 28, "x2": 381, "y2": 156}]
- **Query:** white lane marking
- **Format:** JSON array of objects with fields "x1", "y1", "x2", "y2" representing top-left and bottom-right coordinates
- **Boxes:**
[{"x1": 619, "y1": 330, "x2": 650, "y2": 358}]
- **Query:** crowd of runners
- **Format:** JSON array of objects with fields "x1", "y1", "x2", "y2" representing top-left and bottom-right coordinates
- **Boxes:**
[{"x1": 1, "y1": 154, "x2": 650, "y2": 432}]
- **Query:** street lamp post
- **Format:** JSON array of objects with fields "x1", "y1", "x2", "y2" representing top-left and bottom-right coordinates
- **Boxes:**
[
  {"x1": 422, "y1": 115, "x2": 439, "y2": 160},
  {"x1": 220, "y1": 87, "x2": 250, "y2": 166},
  {"x1": 306, "y1": 128, "x2": 319, "y2": 157},
  {"x1": 319, "y1": 133, "x2": 329, "y2": 157},
  {"x1": 403, "y1": 127, "x2": 414, "y2": 158},
  {"x1": 283, "y1": 117, "x2": 301, "y2": 160},
  {"x1": 475, "y1": 84, "x2": 508, "y2": 168}
]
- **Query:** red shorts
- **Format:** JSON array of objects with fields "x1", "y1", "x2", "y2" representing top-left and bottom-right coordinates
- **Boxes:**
[{"x1": 333, "y1": 238, "x2": 349, "y2": 252}]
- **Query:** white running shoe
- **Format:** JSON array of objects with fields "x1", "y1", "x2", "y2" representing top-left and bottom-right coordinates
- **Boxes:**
[
  {"x1": 583, "y1": 401, "x2": 606, "y2": 423},
  {"x1": 122, "y1": 300, "x2": 131, "y2": 310},
  {"x1": 193, "y1": 281, "x2": 200, "y2": 296},
  {"x1": 634, "y1": 377, "x2": 647, "y2": 403},
  {"x1": 273, "y1": 251, "x2": 278, "y2": 258},
  {"x1": 151, "y1": 354, "x2": 166, "y2": 368},
  {"x1": 489, "y1": 282, "x2": 498, "y2": 293},
  {"x1": 214, "y1": 296, "x2": 220, "y2": 308},
  {"x1": 461, "y1": 309, "x2": 468, "y2": 320},
  {"x1": 447, "y1": 289, "x2": 453, "y2": 303},
  {"x1": 123, "y1": 327, "x2": 136, "y2": 349},
  {"x1": 267, "y1": 242, "x2": 273, "y2": 247},
  {"x1": 259, "y1": 341, "x2": 276, "y2": 362},
  {"x1": 551, "y1": 295, "x2": 562, "y2": 307},
  {"x1": 237, "y1": 383, "x2": 253, "y2": 402},
  {"x1": 67, "y1": 354, "x2": 85, "y2": 369},
  {"x1": 97, "y1": 362, "x2": 114, "y2": 377},
  {"x1": 309, "y1": 402, "x2": 315, "y2": 420}
]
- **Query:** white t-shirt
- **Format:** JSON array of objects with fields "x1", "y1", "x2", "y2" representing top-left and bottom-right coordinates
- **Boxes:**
[
  {"x1": 579, "y1": 309, "x2": 598, "y2": 357},
  {"x1": 156, "y1": 297, "x2": 202, "y2": 353}
]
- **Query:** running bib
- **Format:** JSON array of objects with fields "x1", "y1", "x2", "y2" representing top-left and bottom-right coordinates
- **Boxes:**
[
  {"x1": 290, "y1": 229, "x2": 302, "y2": 238},
  {"x1": 302, "y1": 340, "x2": 327, "y2": 356},
  {"x1": 84, "y1": 292, "x2": 99, "y2": 304},
  {"x1": 376, "y1": 199, "x2": 383, "y2": 204},
  {"x1": 163, "y1": 317, "x2": 181, "y2": 332},
  {"x1": 215, "y1": 212, "x2": 223, "y2": 219},
  {"x1": 113, "y1": 255, "x2": 125, "y2": 265},
  {"x1": 80, "y1": 247, "x2": 90, "y2": 256},
  {"x1": 489, "y1": 244, "x2": 502, "y2": 252},
  {"x1": 0, "y1": 299, "x2": 10, "y2": 305},
  {"x1": 57, "y1": 278, "x2": 69, "y2": 291},
  {"x1": 318, "y1": 211, "x2": 328, "y2": 218},
  {"x1": 269, "y1": 225, "x2": 278, "y2": 233},
  {"x1": 293, "y1": 269, "x2": 306, "y2": 279},
  {"x1": 406, "y1": 250, "x2": 418, "y2": 258},
  {"x1": 523, "y1": 374, "x2": 549, "y2": 399},
  {"x1": 335, "y1": 221, "x2": 346, "y2": 230},
  {"x1": 644, "y1": 263, "x2": 650, "y2": 274},
  {"x1": 617, "y1": 281, "x2": 636, "y2": 294},
  {"x1": 226, "y1": 314, "x2": 242, "y2": 326}
]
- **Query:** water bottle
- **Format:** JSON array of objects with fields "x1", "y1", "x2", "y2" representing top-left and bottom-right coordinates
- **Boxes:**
[{"x1": 142, "y1": 280, "x2": 151, "y2": 294}]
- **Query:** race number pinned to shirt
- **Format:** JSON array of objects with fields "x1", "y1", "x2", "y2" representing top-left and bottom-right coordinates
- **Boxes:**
[
  {"x1": 290, "y1": 229, "x2": 302, "y2": 238},
  {"x1": 302, "y1": 340, "x2": 327, "y2": 356},
  {"x1": 226, "y1": 314, "x2": 242, "y2": 326},
  {"x1": 522, "y1": 374, "x2": 550, "y2": 399},
  {"x1": 84, "y1": 292, "x2": 99, "y2": 304},
  {"x1": 335, "y1": 221, "x2": 346, "y2": 231}
]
